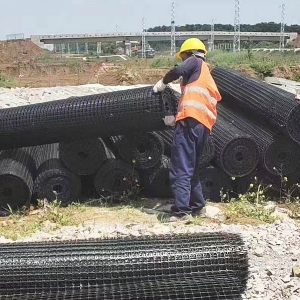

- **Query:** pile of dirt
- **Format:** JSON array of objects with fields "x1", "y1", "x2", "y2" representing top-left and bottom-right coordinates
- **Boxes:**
[
  {"x1": 293, "y1": 34, "x2": 300, "y2": 47},
  {"x1": 0, "y1": 39, "x2": 47, "y2": 64}
]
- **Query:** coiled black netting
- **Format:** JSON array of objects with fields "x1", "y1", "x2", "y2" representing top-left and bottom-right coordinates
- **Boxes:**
[
  {"x1": 139, "y1": 155, "x2": 172, "y2": 198},
  {"x1": 34, "y1": 158, "x2": 82, "y2": 204},
  {"x1": 94, "y1": 158, "x2": 140, "y2": 198},
  {"x1": 156, "y1": 129, "x2": 215, "y2": 168},
  {"x1": 0, "y1": 148, "x2": 36, "y2": 214},
  {"x1": 0, "y1": 86, "x2": 178, "y2": 150},
  {"x1": 211, "y1": 66, "x2": 300, "y2": 143},
  {"x1": 109, "y1": 132, "x2": 165, "y2": 170},
  {"x1": 211, "y1": 115, "x2": 259, "y2": 177},
  {"x1": 199, "y1": 165, "x2": 232, "y2": 202},
  {"x1": 59, "y1": 138, "x2": 107, "y2": 175},
  {"x1": 0, "y1": 232, "x2": 248, "y2": 298},
  {"x1": 218, "y1": 103, "x2": 300, "y2": 176}
]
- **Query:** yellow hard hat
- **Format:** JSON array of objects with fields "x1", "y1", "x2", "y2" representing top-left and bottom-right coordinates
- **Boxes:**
[{"x1": 175, "y1": 38, "x2": 207, "y2": 58}]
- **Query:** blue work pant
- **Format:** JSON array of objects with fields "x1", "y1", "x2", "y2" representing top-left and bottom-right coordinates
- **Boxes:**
[{"x1": 169, "y1": 117, "x2": 209, "y2": 217}]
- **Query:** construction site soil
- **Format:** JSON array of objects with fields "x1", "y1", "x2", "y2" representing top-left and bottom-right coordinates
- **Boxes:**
[{"x1": 0, "y1": 39, "x2": 299, "y2": 88}]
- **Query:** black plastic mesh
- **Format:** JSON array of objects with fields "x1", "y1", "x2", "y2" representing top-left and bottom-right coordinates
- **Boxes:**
[
  {"x1": 0, "y1": 232, "x2": 248, "y2": 297},
  {"x1": 199, "y1": 165, "x2": 232, "y2": 202},
  {"x1": 211, "y1": 66, "x2": 300, "y2": 143},
  {"x1": 0, "y1": 148, "x2": 36, "y2": 214},
  {"x1": 218, "y1": 103, "x2": 300, "y2": 176},
  {"x1": 34, "y1": 158, "x2": 82, "y2": 204},
  {"x1": 3, "y1": 275, "x2": 244, "y2": 299},
  {"x1": 59, "y1": 138, "x2": 107, "y2": 175},
  {"x1": 156, "y1": 129, "x2": 215, "y2": 168},
  {"x1": 212, "y1": 115, "x2": 259, "y2": 177},
  {"x1": 139, "y1": 155, "x2": 172, "y2": 198},
  {"x1": 94, "y1": 158, "x2": 140, "y2": 197},
  {"x1": 0, "y1": 87, "x2": 178, "y2": 150},
  {"x1": 109, "y1": 132, "x2": 164, "y2": 170}
]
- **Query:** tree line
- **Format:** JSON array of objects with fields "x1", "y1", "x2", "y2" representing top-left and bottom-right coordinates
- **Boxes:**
[{"x1": 148, "y1": 22, "x2": 300, "y2": 33}]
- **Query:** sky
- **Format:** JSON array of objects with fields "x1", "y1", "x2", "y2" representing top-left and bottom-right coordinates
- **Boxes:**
[{"x1": 0, "y1": 0, "x2": 299, "y2": 40}]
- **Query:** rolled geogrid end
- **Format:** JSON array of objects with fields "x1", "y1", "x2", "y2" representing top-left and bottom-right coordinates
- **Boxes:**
[
  {"x1": 0, "y1": 232, "x2": 248, "y2": 296},
  {"x1": 212, "y1": 116, "x2": 259, "y2": 177},
  {"x1": 199, "y1": 165, "x2": 232, "y2": 202},
  {"x1": 59, "y1": 138, "x2": 107, "y2": 175},
  {"x1": 0, "y1": 160, "x2": 33, "y2": 214},
  {"x1": 286, "y1": 105, "x2": 300, "y2": 150},
  {"x1": 34, "y1": 158, "x2": 81, "y2": 204},
  {"x1": 140, "y1": 155, "x2": 172, "y2": 198},
  {"x1": 114, "y1": 132, "x2": 164, "y2": 170},
  {"x1": 94, "y1": 158, "x2": 140, "y2": 196}
]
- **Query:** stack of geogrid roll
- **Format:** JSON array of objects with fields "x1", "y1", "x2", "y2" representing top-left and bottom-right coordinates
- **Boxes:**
[{"x1": 0, "y1": 232, "x2": 249, "y2": 299}]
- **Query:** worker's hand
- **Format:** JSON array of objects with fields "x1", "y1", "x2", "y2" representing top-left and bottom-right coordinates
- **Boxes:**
[
  {"x1": 163, "y1": 115, "x2": 176, "y2": 127},
  {"x1": 153, "y1": 79, "x2": 166, "y2": 93}
]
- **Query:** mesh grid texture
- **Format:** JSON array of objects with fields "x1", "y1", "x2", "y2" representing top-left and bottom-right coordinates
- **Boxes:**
[
  {"x1": 0, "y1": 148, "x2": 36, "y2": 214},
  {"x1": 93, "y1": 158, "x2": 140, "y2": 197},
  {"x1": 1, "y1": 275, "x2": 244, "y2": 300},
  {"x1": 59, "y1": 138, "x2": 107, "y2": 175},
  {"x1": 218, "y1": 103, "x2": 300, "y2": 176},
  {"x1": 139, "y1": 155, "x2": 172, "y2": 198},
  {"x1": 110, "y1": 132, "x2": 164, "y2": 170},
  {"x1": 211, "y1": 66, "x2": 300, "y2": 143},
  {"x1": 0, "y1": 232, "x2": 248, "y2": 297},
  {"x1": 199, "y1": 165, "x2": 232, "y2": 202},
  {"x1": 33, "y1": 158, "x2": 81, "y2": 204},
  {"x1": 212, "y1": 116, "x2": 260, "y2": 177},
  {"x1": 0, "y1": 87, "x2": 178, "y2": 150}
]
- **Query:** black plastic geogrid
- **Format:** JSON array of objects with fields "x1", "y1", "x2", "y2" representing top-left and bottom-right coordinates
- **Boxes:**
[
  {"x1": 211, "y1": 116, "x2": 260, "y2": 177},
  {"x1": 110, "y1": 132, "x2": 165, "y2": 170},
  {"x1": 93, "y1": 158, "x2": 140, "y2": 197},
  {"x1": 0, "y1": 232, "x2": 248, "y2": 298},
  {"x1": 59, "y1": 138, "x2": 107, "y2": 175},
  {"x1": 218, "y1": 103, "x2": 300, "y2": 176},
  {"x1": 0, "y1": 86, "x2": 178, "y2": 150},
  {"x1": 211, "y1": 66, "x2": 300, "y2": 144},
  {"x1": 34, "y1": 158, "x2": 82, "y2": 204},
  {"x1": 2, "y1": 275, "x2": 244, "y2": 299},
  {"x1": 0, "y1": 148, "x2": 36, "y2": 214},
  {"x1": 139, "y1": 155, "x2": 172, "y2": 198}
]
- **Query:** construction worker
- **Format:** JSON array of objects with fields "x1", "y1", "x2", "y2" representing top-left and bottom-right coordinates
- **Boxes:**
[{"x1": 153, "y1": 38, "x2": 222, "y2": 222}]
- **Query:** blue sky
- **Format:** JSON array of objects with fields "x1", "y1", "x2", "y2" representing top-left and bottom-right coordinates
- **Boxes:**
[{"x1": 0, "y1": 0, "x2": 299, "y2": 40}]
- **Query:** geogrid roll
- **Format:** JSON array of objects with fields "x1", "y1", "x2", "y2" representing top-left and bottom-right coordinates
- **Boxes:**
[
  {"x1": 34, "y1": 158, "x2": 82, "y2": 204},
  {"x1": 2, "y1": 275, "x2": 244, "y2": 300},
  {"x1": 156, "y1": 129, "x2": 215, "y2": 168},
  {"x1": 139, "y1": 155, "x2": 172, "y2": 198},
  {"x1": 211, "y1": 116, "x2": 260, "y2": 177},
  {"x1": 0, "y1": 148, "x2": 36, "y2": 214},
  {"x1": 0, "y1": 86, "x2": 178, "y2": 150},
  {"x1": 94, "y1": 158, "x2": 140, "y2": 197},
  {"x1": 111, "y1": 132, "x2": 165, "y2": 170},
  {"x1": 0, "y1": 232, "x2": 248, "y2": 297},
  {"x1": 211, "y1": 66, "x2": 300, "y2": 143},
  {"x1": 199, "y1": 165, "x2": 232, "y2": 202},
  {"x1": 59, "y1": 138, "x2": 107, "y2": 175},
  {"x1": 218, "y1": 104, "x2": 300, "y2": 176}
]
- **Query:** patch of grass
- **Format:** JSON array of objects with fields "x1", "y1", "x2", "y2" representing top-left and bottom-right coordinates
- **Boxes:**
[{"x1": 0, "y1": 74, "x2": 16, "y2": 88}]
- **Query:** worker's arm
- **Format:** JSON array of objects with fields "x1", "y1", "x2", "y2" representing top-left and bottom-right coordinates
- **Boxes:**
[
  {"x1": 162, "y1": 56, "x2": 199, "y2": 84},
  {"x1": 153, "y1": 56, "x2": 199, "y2": 93}
]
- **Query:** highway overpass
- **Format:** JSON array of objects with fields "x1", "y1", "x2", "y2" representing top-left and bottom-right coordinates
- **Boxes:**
[{"x1": 31, "y1": 31, "x2": 298, "y2": 46}]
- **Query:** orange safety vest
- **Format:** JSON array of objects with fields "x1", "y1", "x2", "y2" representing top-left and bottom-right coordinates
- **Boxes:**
[{"x1": 176, "y1": 61, "x2": 222, "y2": 131}]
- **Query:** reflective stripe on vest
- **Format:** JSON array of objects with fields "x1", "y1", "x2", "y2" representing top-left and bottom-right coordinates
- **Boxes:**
[
  {"x1": 182, "y1": 86, "x2": 218, "y2": 106},
  {"x1": 178, "y1": 100, "x2": 216, "y2": 121}
]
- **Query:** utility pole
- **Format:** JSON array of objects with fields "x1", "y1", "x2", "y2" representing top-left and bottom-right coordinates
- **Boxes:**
[
  {"x1": 233, "y1": 0, "x2": 241, "y2": 52},
  {"x1": 280, "y1": 4, "x2": 286, "y2": 52},
  {"x1": 171, "y1": 2, "x2": 176, "y2": 56},
  {"x1": 142, "y1": 18, "x2": 146, "y2": 59},
  {"x1": 210, "y1": 19, "x2": 215, "y2": 51}
]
